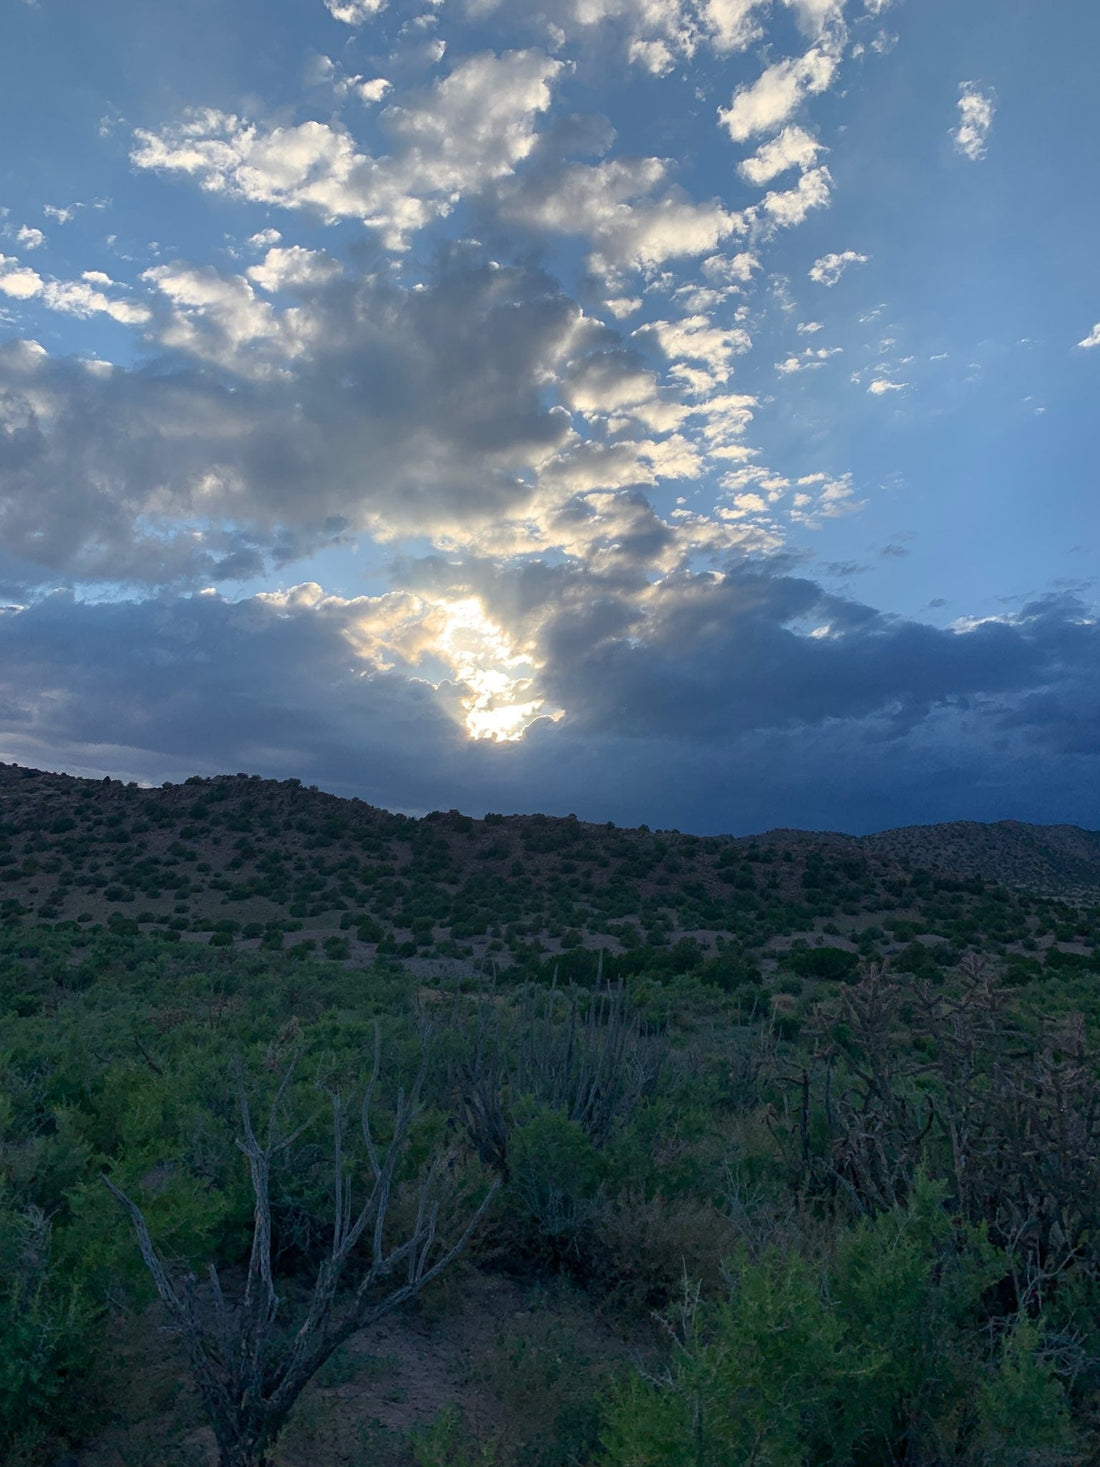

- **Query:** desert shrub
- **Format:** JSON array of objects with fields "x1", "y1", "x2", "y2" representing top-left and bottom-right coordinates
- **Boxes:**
[
  {"x1": 0, "y1": 1192, "x2": 100, "y2": 1456},
  {"x1": 601, "y1": 1176, "x2": 1075, "y2": 1467},
  {"x1": 593, "y1": 1185, "x2": 732, "y2": 1309},
  {"x1": 475, "y1": 1310, "x2": 608, "y2": 1467},
  {"x1": 499, "y1": 1107, "x2": 605, "y2": 1270},
  {"x1": 787, "y1": 944, "x2": 859, "y2": 981}
]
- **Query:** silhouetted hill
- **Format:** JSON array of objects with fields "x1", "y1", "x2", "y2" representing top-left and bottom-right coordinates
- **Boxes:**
[
  {"x1": 857, "y1": 820, "x2": 1100, "y2": 902},
  {"x1": 0, "y1": 762, "x2": 1096, "y2": 977}
]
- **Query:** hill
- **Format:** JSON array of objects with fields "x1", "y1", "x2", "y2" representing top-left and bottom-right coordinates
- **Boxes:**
[
  {"x1": 0, "y1": 761, "x2": 1096, "y2": 982},
  {"x1": 858, "y1": 820, "x2": 1100, "y2": 902},
  {"x1": 3, "y1": 761, "x2": 1100, "y2": 1466}
]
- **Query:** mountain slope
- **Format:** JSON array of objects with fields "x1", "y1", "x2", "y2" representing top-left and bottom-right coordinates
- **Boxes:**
[{"x1": 0, "y1": 762, "x2": 1096, "y2": 976}]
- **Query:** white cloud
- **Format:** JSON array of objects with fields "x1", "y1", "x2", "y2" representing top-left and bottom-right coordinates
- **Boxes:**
[
  {"x1": 642, "y1": 312, "x2": 752, "y2": 386},
  {"x1": 719, "y1": 41, "x2": 841, "y2": 142},
  {"x1": 355, "y1": 77, "x2": 393, "y2": 103},
  {"x1": 809, "y1": 249, "x2": 868, "y2": 285},
  {"x1": 42, "y1": 279, "x2": 152, "y2": 325},
  {"x1": 783, "y1": 0, "x2": 845, "y2": 35},
  {"x1": 952, "y1": 82, "x2": 995, "y2": 162},
  {"x1": 797, "y1": 319, "x2": 823, "y2": 333},
  {"x1": 627, "y1": 38, "x2": 676, "y2": 73},
  {"x1": 761, "y1": 165, "x2": 831, "y2": 226},
  {"x1": 384, "y1": 49, "x2": 560, "y2": 191},
  {"x1": 0, "y1": 255, "x2": 43, "y2": 299},
  {"x1": 701, "y1": 250, "x2": 760, "y2": 284},
  {"x1": 1076, "y1": 323, "x2": 1100, "y2": 350},
  {"x1": 15, "y1": 225, "x2": 45, "y2": 250},
  {"x1": 776, "y1": 344, "x2": 841, "y2": 373},
  {"x1": 309, "y1": 53, "x2": 395, "y2": 106},
  {"x1": 132, "y1": 51, "x2": 562, "y2": 249},
  {"x1": 497, "y1": 156, "x2": 742, "y2": 273},
  {"x1": 739, "y1": 125, "x2": 824, "y2": 185},
  {"x1": 43, "y1": 204, "x2": 78, "y2": 223},
  {"x1": 246, "y1": 245, "x2": 342, "y2": 293},
  {"x1": 790, "y1": 470, "x2": 863, "y2": 525},
  {"x1": 0, "y1": 255, "x2": 151, "y2": 322},
  {"x1": 144, "y1": 262, "x2": 290, "y2": 370},
  {"x1": 867, "y1": 377, "x2": 906, "y2": 395},
  {"x1": 248, "y1": 229, "x2": 282, "y2": 250},
  {"x1": 325, "y1": 0, "x2": 386, "y2": 23},
  {"x1": 701, "y1": 0, "x2": 767, "y2": 52}
]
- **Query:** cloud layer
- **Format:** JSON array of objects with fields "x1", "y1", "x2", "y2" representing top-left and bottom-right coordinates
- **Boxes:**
[
  {"x1": 0, "y1": 0, "x2": 1095, "y2": 832},
  {"x1": 0, "y1": 580, "x2": 1094, "y2": 832}
]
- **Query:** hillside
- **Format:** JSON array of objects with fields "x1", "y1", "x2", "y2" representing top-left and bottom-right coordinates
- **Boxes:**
[
  {"x1": 858, "y1": 820, "x2": 1100, "y2": 902},
  {"x1": 4, "y1": 761, "x2": 1100, "y2": 1466},
  {"x1": 0, "y1": 761, "x2": 1096, "y2": 983}
]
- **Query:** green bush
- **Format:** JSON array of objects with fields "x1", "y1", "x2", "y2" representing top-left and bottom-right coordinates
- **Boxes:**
[
  {"x1": 0, "y1": 1191, "x2": 100, "y2": 1456},
  {"x1": 502, "y1": 1108, "x2": 605, "y2": 1269},
  {"x1": 786, "y1": 944, "x2": 859, "y2": 981},
  {"x1": 601, "y1": 1176, "x2": 1076, "y2": 1467}
]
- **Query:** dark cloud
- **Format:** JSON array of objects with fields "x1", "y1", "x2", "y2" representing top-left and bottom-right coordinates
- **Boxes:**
[
  {"x1": 0, "y1": 575, "x2": 1094, "y2": 834},
  {"x1": 0, "y1": 252, "x2": 594, "y2": 590}
]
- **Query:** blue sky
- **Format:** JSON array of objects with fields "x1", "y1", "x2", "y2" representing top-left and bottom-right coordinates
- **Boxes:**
[{"x1": 0, "y1": 0, "x2": 1096, "y2": 833}]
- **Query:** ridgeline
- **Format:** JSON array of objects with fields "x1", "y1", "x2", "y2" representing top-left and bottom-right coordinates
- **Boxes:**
[{"x1": 0, "y1": 761, "x2": 1096, "y2": 985}]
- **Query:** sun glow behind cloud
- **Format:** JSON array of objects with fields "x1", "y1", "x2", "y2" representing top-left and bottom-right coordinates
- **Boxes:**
[{"x1": 431, "y1": 597, "x2": 562, "y2": 743}]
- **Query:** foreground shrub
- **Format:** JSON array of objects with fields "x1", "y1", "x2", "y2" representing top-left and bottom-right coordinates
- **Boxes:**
[{"x1": 602, "y1": 1176, "x2": 1076, "y2": 1467}]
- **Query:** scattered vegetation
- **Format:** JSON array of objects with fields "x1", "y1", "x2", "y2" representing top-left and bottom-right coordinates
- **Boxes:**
[{"x1": 1, "y1": 763, "x2": 1100, "y2": 1463}]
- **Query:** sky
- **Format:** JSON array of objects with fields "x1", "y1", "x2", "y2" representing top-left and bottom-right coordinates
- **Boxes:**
[{"x1": 0, "y1": 0, "x2": 1096, "y2": 835}]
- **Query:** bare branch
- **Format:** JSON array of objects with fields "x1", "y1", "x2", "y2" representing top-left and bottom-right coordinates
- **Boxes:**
[{"x1": 105, "y1": 1040, "x2": 497, "y2": 1467}]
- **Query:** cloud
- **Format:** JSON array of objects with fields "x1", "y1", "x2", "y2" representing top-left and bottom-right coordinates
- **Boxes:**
[
  {"x1": 701, "y1": 0, "x2": 768, "y2": 52},
  {"x1": 470, "y1": 0, "x2": 699, "y2": 67},
  {"x1": 1076, "y1": 323, "x2": 1100, "y2": 350},
  {"x1": 739, "y1": 125, "x2": 825, "y2": 185},
  {"x1": 131, "y1": 50, "x2": 562, "y2": 248},
  {"x1": 719, "y1": 40, "x2": 841, "y2": 142},
  {"x1": 14, "y1": 226, "x2": 45, "y2": 250},
  {"x1": 809, "y1": 249, "x2": 868, "y2": 285},
  {"x1": 782, "y1": 0, "x2": 845, "y2": 35},
  {"x1": 952, "y1": 82, "x2": 995, "y2": 162},
  {"x1": 143, "y1": 263, "x2": 288, "y2": 371},
  {"x1": 760, "y1": 164, "x2": 832, "y2": 226},
  {"x1": 627, "y1": 38, "x2": 677, "y2": 74},
  {"x1": 0, "y1": 578, "x2": 1094, "y2": 834},
  {"x1": 495, "y1": 155, "x2": 742, "y2": 274},
  {"x1": 325, "y1": 0, "x2": 386, "y2": 23},
  {"x1": 0, "y1": 255, "x2": 639, "y2": 585},
  {"x1": 789, "y1": 470, "x2": 862, "y2": 524},
  {"x1": 867, "y1": 377, "x2": 907, "y2": 395},
  {"x1": 775, "y1": 344, "x2": 841, "y2": 373},
  {"x1": 0, "y1": 255, "x2": 43, "y2": 299},
  {"x1": 246, "y1": 245, "x2": 343, "y2": 294},
  {"x1": 640, "y1": 312, "x2": 752, "y2": 388},
  {"x1": 44, "y1": 280, "x2": 151, "y2": 325},
  {"x1": 0, "y1": 256, "x2": 149, "y2": 323},
  {"x1": 355, "y1": 77, "x2": 393, "y2": 104}
]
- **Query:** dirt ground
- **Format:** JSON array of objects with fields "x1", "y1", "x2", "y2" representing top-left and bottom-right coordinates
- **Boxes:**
[{"x1": 72, "y1": 1267, "x2": 644, "y2": 1467}]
